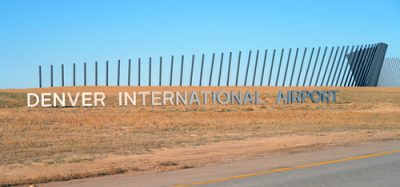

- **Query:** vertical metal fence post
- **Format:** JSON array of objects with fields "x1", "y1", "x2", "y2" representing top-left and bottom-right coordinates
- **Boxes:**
[
  {"x1": 170, "y1": 56, "x2": 174, "y2": 86},
  {"x1": 128, "y1": 59, "x2": 131, "y2": 86},
  {"x1": 73, "y1": 63, "x2": 76, "y2": 86},
  {"x1": 218, "y1": 53, "x2": 224, "y2": 86},
  {"x1": 39, "y1": 65, "x2": 42, "y2": 88},
  {"x1": 84, "y1": 62, "x2": 87, "y2": 86},
  {"x1": 190, "y1": 55, "x2": 195, "y2": 86},
  {"x1": 138, "y1": 58, "x2": 141, "y2": 86},
  {"x1": 268, "y1": 49, "x2": 276, "y2": 86},
  {"x1": 252, "y1": 50, "x2": 259, "y2": 86},
  {"x1": 106, "y1": 61, "x2": 108, "y2": 86},
  {"x1": 227, "y1": 52, "x2": 232, "y2": 86},
  {"x1": 117, "y1": 60, "x2": 120, "y2": 86},
  {"x1": 180, "y1": 55, "x2": 184, "y2": 86},
  {"x1": 149, "y1": 57, "x2": 152, "y2": 86},
  {"x1": 296, "y1": 48, "x2": 307, "y2": 86},
  {"x1": 275, "y1": 49, "x2": 284, "y2": 86},
  {"x1": 260, "y1": 49, "x2": 268, "y2": 86},
  {"x1": 289, "y1": 48, "x2": 299, "y2": 86},
  {"x1": 51, "y1": 65, "x2": 53, "y2": 87},
  {"x1": 61, "y1": 64, "x2": 64, "y2": 87},
  {"x1": 244, "y1": 50, "x2": 252, "y2": 86},
  {"x1": 160, "y1": 57, "x2": 162, "y2": 86},
  {"x1": 282, "y1": 48, "x2": 292, "y2": 86},
  {"x1": 235, "y1": 51, "x2": 241, "y2": 86},
  {"x1": 95, "y1": 61, "x2": 98, "y2": 86},
  {"x1": 209, "y1": 53, "x2": 215, "y2": 86}
]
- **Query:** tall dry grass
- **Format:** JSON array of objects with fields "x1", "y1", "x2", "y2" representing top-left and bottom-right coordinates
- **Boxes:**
[{"x1": 0, "y1": 87, "x2": 399, "y2": 185}]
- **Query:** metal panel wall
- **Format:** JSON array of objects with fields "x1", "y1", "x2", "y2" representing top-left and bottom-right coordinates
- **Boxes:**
[{"x1": 378, "y1": 57, "x2": 400, "y2": 87}]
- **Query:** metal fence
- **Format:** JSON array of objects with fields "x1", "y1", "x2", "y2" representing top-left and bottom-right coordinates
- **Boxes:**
[
  {"x1": 38, "y1": 43, "x2": 388, "y2": 88},
  {"x1": 378, "y1": 57, "x2": 400, "y2": 87}
]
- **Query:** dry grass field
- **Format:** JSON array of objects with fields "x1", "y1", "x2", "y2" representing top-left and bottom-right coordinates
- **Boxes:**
[{"x1": 0, "y1": 86, "x2": 400, "y2": 186}]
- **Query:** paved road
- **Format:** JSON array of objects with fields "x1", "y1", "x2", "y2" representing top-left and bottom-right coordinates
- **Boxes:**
[
  {"x1": 203, "y1": 151, "x2": 400, "y2": 187},
  {"x1": 43, "y1": 140, "x2": 400, "y2": 187}
]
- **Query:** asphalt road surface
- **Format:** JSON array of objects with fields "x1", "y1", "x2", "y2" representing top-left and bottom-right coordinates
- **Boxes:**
[
  {"x1": 203, "y1": 151, "x2": 400, "y2": 187},
  {"x1": 44, "y1": 140, "x2": 400, "y2": 187}
]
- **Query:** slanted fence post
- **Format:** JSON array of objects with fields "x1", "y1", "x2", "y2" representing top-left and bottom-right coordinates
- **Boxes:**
[
  {"x1": 209, "y1": 53, "x2": 215, "y2": 86},
  {"x1": 260, "y1": 49, "x2": 268, "y2": 86},
  {"x1": 275, "y1": 49, "x2": 284, "y2": 86},
  {"x1": 170, "y1": 56, "x2": 174, "y2": 86},
  {"x1": 227, "y1": 52, "x2": 232, "y2": 86},
  {"x1": 268, "y1": 49, "x2": 276, "y2": 86},
  {"x1": 190, "y1": 55, "x2": 195, "y2": 86},
  {"x1": 282, "y1": 48, "x2": 292, "y2": 86},
  {"x1": 235, "y1": 51, "x2": 242, "y2": 86},
  {"x1": 252, "y1": 50, "x2": 259, "y2": 86},
  {"x1": 180, "y1": 55, "x2": 184, "y2": 86},
  {"x1": 199, "y1": 54, "x2": 204, "y2": 86},
  {"x1": 289, "y1": 48, "x2": 299, "y2": 86},
  {"x1": 244, "y1": 50, "x2": 252, "y2": 86},
  {"x1": 296, "y1": 48, "x2": 307, "y2": 87},
  {"x1": 218, "y1": 53, "x2": 224, "y2": 86}
]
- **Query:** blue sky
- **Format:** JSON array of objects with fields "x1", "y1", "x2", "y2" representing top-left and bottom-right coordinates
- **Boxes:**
[{"x1": 0, "y1": 0, "x2": 399, "y2": 88}]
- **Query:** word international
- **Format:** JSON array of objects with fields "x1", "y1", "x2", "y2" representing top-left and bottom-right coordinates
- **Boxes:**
[{"x1": 27, "y1": 91, "x2": 261, "y2": 107}]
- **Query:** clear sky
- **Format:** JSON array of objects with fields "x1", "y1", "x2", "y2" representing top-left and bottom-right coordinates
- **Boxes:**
[{"x1": 0, "y1": 0, "x2": 399, "y2": 88}]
